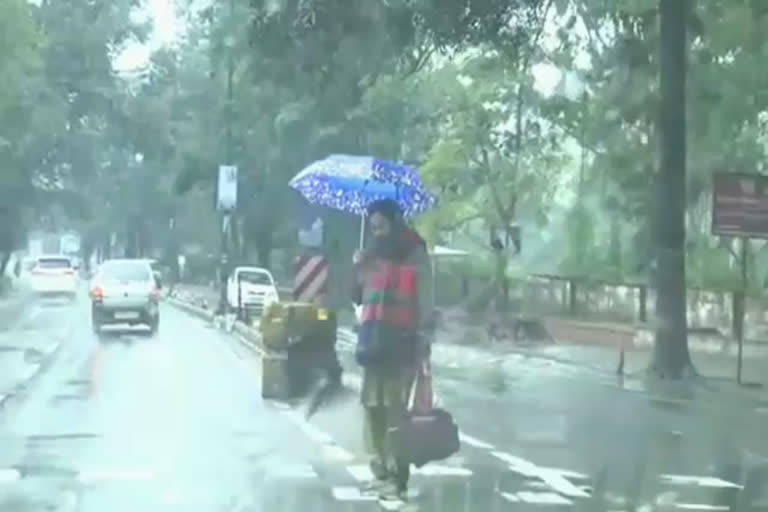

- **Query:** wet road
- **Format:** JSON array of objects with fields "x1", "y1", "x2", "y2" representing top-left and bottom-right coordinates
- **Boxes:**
[
  {"x1": 0, "y1": 297, "x2": 366, "y2": 511},
  {"x1": 3, "y1": 294, "x2": 768, "y2": 511}
]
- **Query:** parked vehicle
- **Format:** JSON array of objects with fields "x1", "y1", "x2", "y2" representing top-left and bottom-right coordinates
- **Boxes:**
[
  {"x1": 90, "y1": 259, "x2": 161, "y2": 335},
  {"x1": 227, "y1": 266, "x2": 279, "y2": 319},
  {"x1": 30, "y1": 255, "x2": 78, "y2": 299}
]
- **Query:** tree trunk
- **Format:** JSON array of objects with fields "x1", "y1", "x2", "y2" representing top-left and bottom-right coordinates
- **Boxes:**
[
  {"x1": 649, "y1": 0, "x2": 694, "y2": 378},
  {"x1": 255, "y1": 226, "x2": 272, "y2": 270},
  {"x1": 0, "y1": 252, "x2": 11, "y2": 283}
]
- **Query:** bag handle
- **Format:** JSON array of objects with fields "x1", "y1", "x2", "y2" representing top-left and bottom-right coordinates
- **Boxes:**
[
  {"x1": 407, "y1": 361, "x2": 429, "y2": 412},
  {"x1": 407, "y1": 364, "x2": 420, "y2": 411}
]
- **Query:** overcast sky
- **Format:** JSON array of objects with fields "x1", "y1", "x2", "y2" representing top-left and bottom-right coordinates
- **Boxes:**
[{"x1": 114, "y1": 0, "x2": 179, "y2": 72}]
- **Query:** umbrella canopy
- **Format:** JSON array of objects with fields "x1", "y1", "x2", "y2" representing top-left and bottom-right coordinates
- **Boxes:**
[{"x1": 289, "y1": 154, "x2": 436, "y2": 217}]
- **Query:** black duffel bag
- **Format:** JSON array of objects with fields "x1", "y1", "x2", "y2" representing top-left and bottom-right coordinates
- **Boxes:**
[{"x1": 396, "y1": 407, "x2": 460, "y2": 467}]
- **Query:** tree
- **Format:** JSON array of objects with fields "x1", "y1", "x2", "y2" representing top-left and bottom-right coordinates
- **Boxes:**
[
  {"x1": 0, "y1": 0, "x2": 47, "y2": 278},
  {"x1": 649, "y1": 0, "x2": 693, "y2": 378}
]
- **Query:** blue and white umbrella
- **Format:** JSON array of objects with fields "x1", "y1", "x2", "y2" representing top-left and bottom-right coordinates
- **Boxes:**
[{"x1": 289, "y1": 154, "x2": 436, "y2": 218}]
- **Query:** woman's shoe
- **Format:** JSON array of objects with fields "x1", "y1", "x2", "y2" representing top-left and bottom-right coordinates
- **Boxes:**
[
  {"x1": 361, "y1": 478, "x2": 388, "y2": 496},
  {"x1": 378, "y1": 481, "x2": 402, "y2": 500}
]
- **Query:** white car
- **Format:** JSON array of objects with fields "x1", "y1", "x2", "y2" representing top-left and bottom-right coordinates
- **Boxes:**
[
  {"x1": 30, "y1": 255, "x2": 78, "y2": 299},
  {"x1": 227, "y1": 266, "x2": 279, "y2": 317}
]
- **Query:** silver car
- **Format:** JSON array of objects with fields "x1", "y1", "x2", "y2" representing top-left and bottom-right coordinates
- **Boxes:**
[{"x1": 90, "y1": 259, "x2": 161, "y2": 335}]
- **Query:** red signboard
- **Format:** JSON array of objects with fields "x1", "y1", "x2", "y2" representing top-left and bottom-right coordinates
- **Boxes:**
[{"x1": 712, "y1": 173, "x2": 768, "y2": 239}]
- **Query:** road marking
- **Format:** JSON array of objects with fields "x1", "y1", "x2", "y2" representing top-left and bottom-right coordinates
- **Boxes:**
[
  {"x1": 78, "y1": 468, "x2": 156, "y2": 483},
  {"x1": 459, "y1": 432, "x2": 495, "y2": 449},
  {"x1": 170, "y1": 297, "x2": 596, "y2": 502},
  {"x1": 346, "y1": 464, "x2": 374, "y2": 482},
  {"x1": 19, "y1": 363, "x2": 40, "y2": 383},
  {"x1": 510, "y1": 491, "x2": 574, "y2": 505},
  {"x1": 332, "y1": 486, "x2": 378, "y2": 501},
  {"x1": 492, "y1": 451, "x2": 590, "y2": 498},
  {"x1": 660, "y1": 475, "x2": 742, "y2": 489},
  {"x1": 413, "y1": 465, "x2": 472, "y2": 477},
  {"x1": 160, "y1": 488, "x2": 185, "y2": 505},
  {"x1": 324, "y1": 444, "x2": 355, "y2": 462},
  {"x1": 267, "y1": 463, "x2": 317, "y2": 480},
  {"x1": 0, "y1": 468, "x2": 21, "y2": 483},
  {"x1": 57, "y1": 490, "x2": 79, "y2": 512},
  {"x1": 673, "y1": 505, "x2": 730, "y2": 511}
]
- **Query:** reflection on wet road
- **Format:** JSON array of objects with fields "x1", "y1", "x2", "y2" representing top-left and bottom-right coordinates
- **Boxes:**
[
  {"x1": 0, "y1": 298, "x2": 347, "y2": 511},
  {"x1": 1, "y1": 294, "x2": 768, "y2": 511}
]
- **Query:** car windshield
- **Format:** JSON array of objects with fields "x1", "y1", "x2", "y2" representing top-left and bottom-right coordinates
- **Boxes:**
[
  {"x1": 100, "y1": 262, "x2": 151, "y2": 282},
  {"x1": 37, "y1": 258, "x2": 71, "y2": 269},
  {"x1": 238, "y1": 270, "x2": 272, "y2": 285}
]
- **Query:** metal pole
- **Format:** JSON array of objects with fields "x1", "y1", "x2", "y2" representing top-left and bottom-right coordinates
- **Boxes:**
[
  {"x1": 737, "y1": 237, "x2": 747, "y2": 384},
  {"x1": 217, "y1": 0, "x2": 236, "y2": 317},
  {"x1": 226, "y1": 0, "x2": 234, "y2": 162}
]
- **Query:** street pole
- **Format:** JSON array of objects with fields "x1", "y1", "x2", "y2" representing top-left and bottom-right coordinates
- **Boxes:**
[
  {"x1": 737, "y1": 237, "x2": 747, "y2": 384},
  {"x1": 217, "y1": 0, "x2": 236, "y2": 316}
]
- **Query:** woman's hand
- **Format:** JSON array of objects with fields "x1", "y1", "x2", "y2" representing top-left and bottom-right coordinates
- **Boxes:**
[{"x1": 353, "y1": 249, "x2": 364, "y2": 265}]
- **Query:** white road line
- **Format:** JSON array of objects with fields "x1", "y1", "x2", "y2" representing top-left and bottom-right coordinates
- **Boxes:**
[
  {"x1": 57, "y1": 490, "x2": 79, "y2": 512},
  {"x1": 660, "y1": 475, "x2": 743, "y2": 489},
  {"x1": 332, "y1": 486, "x2": 378, "y2": 501},
  {"x1": 459, "y1": 432, "x2": 494, "y2": 449},
  {"x1": 43, "y1": 341, "x2": 60, "y2": 356},
  {"x1": 516, "y1": 491, "x2": 574, "y2": 505},
  {"x1": 674, "y1": 505, "x2": 730, "y2": 511},
  {"x1": 413, "y1": 465, "x2": 473, "y2": 477},
  {"x1": 77, "y1": 468, "x2": 156, "y2": 483},
  {"x1": 19, "y1": 363, "x2": 40, "y2": 383},
  {"x1": 500, "y1": 491, "x2": 521, "y2": 502},
  {"x1": 0, "y1": 467, "x2": 21, "y2": 483},
  {"x1": 323, "y1": 444, "x2": 355, "y2": 462},
  {"x1": 491, "y1": 451, "x2": 590, "y2": 498},
  {"x1": 346, "y1": 464, "x2": 375, "y2": 482},
  {"x1": 267, "y1": 463, "x2": 317, "y2": 480},
  {"x1": 160, "y1": 489, "x2": 185, "y2": 505}
]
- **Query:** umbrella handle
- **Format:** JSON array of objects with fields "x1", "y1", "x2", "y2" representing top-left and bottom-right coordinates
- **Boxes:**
[{"x1": 359, "y1": 214, "x2": 365, "y2": 250}]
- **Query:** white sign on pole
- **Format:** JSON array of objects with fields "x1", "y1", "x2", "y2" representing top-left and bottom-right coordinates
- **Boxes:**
[{"x1": 217, "y1": 165, "x2": 238, "y2": 211}]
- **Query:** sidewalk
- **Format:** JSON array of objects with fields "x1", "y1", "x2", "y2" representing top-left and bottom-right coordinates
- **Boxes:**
[
  {"x1": 171, "y1": 284, "x2": 768, "y2": 397},
  {"x1": 164, "y1": 285, "x2": 768, "y2": 508}
]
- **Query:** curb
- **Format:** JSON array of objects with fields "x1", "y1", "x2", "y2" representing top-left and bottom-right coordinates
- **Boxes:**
[
  {"x1": 164, "y1": 298, "x2": 768, "y2": 413},
  {"x1": 164, "y1": 297, "x2": 270, "y2": 357},
  {"x1": 164, "y1": 296, "x2": 215, "y2": 322}
]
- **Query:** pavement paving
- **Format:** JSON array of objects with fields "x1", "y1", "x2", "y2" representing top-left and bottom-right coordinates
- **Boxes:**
[{"x1": 162, "y1": 288, "x2": 768, "y2": 511}]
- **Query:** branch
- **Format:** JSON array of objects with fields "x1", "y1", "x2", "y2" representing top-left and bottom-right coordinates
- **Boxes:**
[
  {"x1": 438, "y1": 213, "x2": 484, "y2": 231},
  {"x1": 402, "y1": 43, "x2": 436, "y2": 77},
  {"x1": 577, "y1": 2, "x2": 610, "y2": 61},
  {"x1": 519, "y1": 0, "x2": 555, "y2": 71},
  {"x1": 480, "y1": 146, "x2": 510, "y2": 224}
]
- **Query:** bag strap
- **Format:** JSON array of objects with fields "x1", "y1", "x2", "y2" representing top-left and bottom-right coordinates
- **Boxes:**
[
  {"x1": 407, "y1": 361, "x2": 427, "y2": 411},
  {"x1": 407, "y1": 367, "x2": 419, "y2": 411}
]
